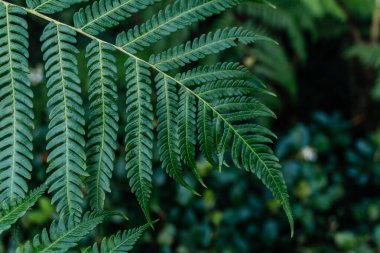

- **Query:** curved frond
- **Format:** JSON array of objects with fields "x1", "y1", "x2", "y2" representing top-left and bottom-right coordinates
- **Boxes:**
[
  {"x1": 74, "y1": 0, "x2": 159, "y2": 35},
  {"x1": 0, "y1": 3, "x2": 34, "y2": 202},
  {"x1": 193, "y1": 86, "x2": 293, "y2": 234},
  {"x1": 125, "y1": 58, "x2": 154, "y2": 222},
  {"x1": 86, "y1": 41, "x2": 119, "y2": 211},
  {"x1": 150, "y1": 27, "x2": 269, "y2": 71},
  {"x1": 116, "y1": 0, "x2": 242, "y2": 53},
  {"x1": 41, "y1": 23, "x2": 87, "y2": 223},
  {"x1": 155, "y1": 73, "x2": 197, "y2": 194},
  {"x1": 0, "y1": 185, "x2": 46, "y2": 235},
  {"x1": 16, "y1": 211, "x2": 116, "y2": 253},
  {"x1": 176, "y1": 62, "x2": 250, "y2": 87},
  {"x1": 83, "y1": 224, "x2": 149, "y2": 253},
  {"x1": 26, "y1": 0, "x2": 87, "y2": 14}
]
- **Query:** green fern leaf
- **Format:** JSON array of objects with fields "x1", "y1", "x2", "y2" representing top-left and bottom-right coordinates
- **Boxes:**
[
  {"x1": 178, "y1": 87, "x2": 205, "y2": 187},
  {"x1": 197, "y1": 101, "x2": 218, "y2": 167},
  {"x1": 0, "y1": 185, "x2": 46, "y2": 235},
  {"x1": 150, "y1": 27, "x2": 269, "y2": 71},
  {"x1": 194, "y1": 88, "x2": 294, "y2": 234},
  {"x1": 0, "y1": 3, "x2": 34, "y2": 202},
  {"x1": 41, "y1": 23, "x2": 87, "y2": 223},
  {"x1": 116, "y1": 0, "x2": 242, "y2": 53},
  {"x1": 86, "y1": 41, "x2": 119, "y2": 211},
  {"x1": 155, "y1": 73, "x2": 198, "y2": 195},
  {"x1": 125, "y1": 58, "x2": 154, "y2": 223},
  {"x1": 176, "y1": 62, "x2": 250, "y2": 87},
  {"x1": 74, "y1": 0, "x2": 159, "y2": 35},
  {"x1": 26, "y1": 0, "x2": 88, "y2": 14},
  {"x1": 16, "y1": 211, "x2": 116, "y2": 253},
  {"x1": 196, "y1": 80, "x2": 271, "y2": 99},
  {"x1": 83, "y1": 224, "x2": 149, "y2": 253}
]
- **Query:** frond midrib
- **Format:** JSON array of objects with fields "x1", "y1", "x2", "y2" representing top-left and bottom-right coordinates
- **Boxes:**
[
  {"x1": 95, "y1": 41, "x2": 107, "y2": 211},
  {"x1": 55, "y1": 24, "x2": 74, "y2": 216},
  {"x1": 134, "y1": 60, "x2": 149, "y2": 213},
  {"x1": 5, "y1": 2, "x2": 18, "y2": 202}
]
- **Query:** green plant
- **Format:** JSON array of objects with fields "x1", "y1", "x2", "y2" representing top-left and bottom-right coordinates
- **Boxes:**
[{"x1": 0, "y1": 0, "x2": 293, "y2": 251}]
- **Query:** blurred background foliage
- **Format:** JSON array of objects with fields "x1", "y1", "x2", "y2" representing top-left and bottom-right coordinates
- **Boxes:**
[{"x1": 2, "y1": 0, "x2": 380, "y2": 252}]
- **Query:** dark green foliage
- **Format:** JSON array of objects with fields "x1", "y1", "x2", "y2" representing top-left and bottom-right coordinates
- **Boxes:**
[{"x1": 0, "y1": 0, "x2": 294, "y2": 251}]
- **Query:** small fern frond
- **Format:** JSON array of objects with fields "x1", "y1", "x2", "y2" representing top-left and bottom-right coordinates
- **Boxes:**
[
  {"x1": 193, "y1": 86, "x2": 293, "y2": 234},
  {"x1": 116, "y1": 0, "x2": 242, "y2": 53},
  {"x1": 26, "y1": 0, "x2": 87, "y2": 14},
  {"x1": 0, "y1": 3, "x2": 34, "y2": 202},
  {"x1": 41, "y1": 23, "x2": 87, "y2": 223},
  {"x1": 86, "y1": 41, "x2": 119, "y2": 211},
  {"x1": 196, "y1": 80, "x2": 269, "y2": 99},
  {"x1": 16, "y1": 211, "x2": 116, "y2": 253},
  {"x1": 155, "y1": 73, "x2": 198, "y2": 195},
  {"x1": 0, "y1": 185, "x2": 46, "y2": 235},
  {"x1": 197, "y1": 101, "x2": 217, "y2": 167},
  {"x1": 178, "y1": 87, "x2": 205, "y2": 187},
  {"x1": 150, "y1": 27, "x2": 270, "y2": 71},
  {"x1": 125, "y1": 58, "x2": 154, "y2": 223},
  {"x1": 83, "y1": 224, "x2": 149, "y2": 253},
  {"x1": 74, "y1": 0, "x2": 158, "y2": 35},
  {"x1": 176, "y1": 62, "x2": 250, "y2": 87}
]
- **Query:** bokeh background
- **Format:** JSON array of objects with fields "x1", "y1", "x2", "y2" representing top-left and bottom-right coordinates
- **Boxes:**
[{"x1": 2, "y1": 0, "x2": 380, "y2": 252}]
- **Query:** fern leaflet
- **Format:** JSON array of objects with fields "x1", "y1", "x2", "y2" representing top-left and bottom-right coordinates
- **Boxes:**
[
  {"x1": 0, "y1": 185, "x2": 46, "y2": 235},
  {"x1": 151, "y1": 27, "x2": 270, "y2": 71},
  {"x1": 16, "y1": 211, "x2": 117, "y2": 253},
  {"x1": 86, "y1": 41, "x2": 119, "y2": 211},
  {"x1": 83, "y1": 224, "x2": 149, "y2": 253},
  {"x1": 42, "y1": 23, "x2": 87, "y2": 223},
  {"x1": 26, "y1": 0, "x2": 88, "y2": 14},
  {"x1": 116, "y1": 0, "x2": 242, "y2": 53},
  {"x1": 125, "y1": 58, "x2": 154, "y2": 223},
  {"x1": 74, "y1": 0, "x2": 159, "y2": 35},
  {"x1": 0, "y1": 2, "x2": 34, "y2": 203}
]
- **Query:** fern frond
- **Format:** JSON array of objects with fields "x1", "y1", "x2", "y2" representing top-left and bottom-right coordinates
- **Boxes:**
[
  {"x1": 0, "y1": 3, "x2": 34, "y2": 202},
  {"x1": 125, "y1": 58, "x2": 154, "y2": 223},
  {"x1": 155, "y1": 73, "x2": 197, "y2": 194},
  {"x1": 16, "y1": 211, "x2": 116, "y2": 253},
  {"x1": 86, "y1": 41, "x2": 119, "y2": 211},
  {"x1": 74, "y1": 0, "x2": 158, "y2": 35},
  {"x1": 116, "y1": 0, "x2": 242, "y2": 53},
  {"x1": 197, "y1": 101, "x2": 218, "y2": 167},
  {"x1": 83, "y1": 224, "x2": 149, "y2": 253},
  {"x1": 26, "y1": 0, "x2": 87, "y2": 14},
  {"x1": 0, "y1": 185, "x2": 46, "y2": 235},
  {"x1": 41, "y1": 23, "x2": 87, "y2": 223},
  {"x1": 176, "y1": 62, "x2": 250, "y2": 87},
  {"x1": 194, "y1": 88, "x2": 293, "y2": 234},
  {"x1": 150, "y1": 27, "x2": 269, "y2": 71},
  {"x1": 178, "y1": 87, "x2": 205, "y2": 187}
]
